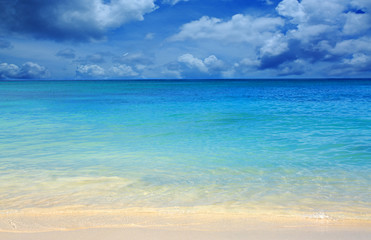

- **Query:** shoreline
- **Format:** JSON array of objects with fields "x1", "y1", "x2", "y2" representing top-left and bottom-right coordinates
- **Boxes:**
[
  {"x1": 1, "y1": 206, "x2": 370, "y2": 234},
  {"x1": 1, "y1": 226, "x2": 371, "y2": 240},
  {"x1": 1, "y1": 211, "x2": 370, "y2": 240}
]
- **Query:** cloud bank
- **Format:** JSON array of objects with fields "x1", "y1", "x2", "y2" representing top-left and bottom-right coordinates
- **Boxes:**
[
  {"x1": 0, "y1": 62, "x2": 48, "y2": 79},
  {"x1": 171, "y1": 0, "x2": 371, "y2": 77},
  {"x1": 1, "y1": 0, "x2": 370, "y2": 79},
  {"x1": 76, "y1": 64, "x2": 138, "y2": 78}
]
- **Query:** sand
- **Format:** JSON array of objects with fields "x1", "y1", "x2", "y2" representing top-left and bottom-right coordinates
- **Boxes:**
[
  {"x1": 1, "y1": 226, "x2": 371, "y2": 240},
  {"x1": 0, "y1": 207, "x2": 370, "y2": 240}
]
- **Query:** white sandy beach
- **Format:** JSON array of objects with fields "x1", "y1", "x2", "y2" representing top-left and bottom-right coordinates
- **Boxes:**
[
  {"x1": 1, "y1": 225, "x2": 371, "y2": 240},
  {"x1": 1, "y1": 207, "x2": 370, "y2": 240}
]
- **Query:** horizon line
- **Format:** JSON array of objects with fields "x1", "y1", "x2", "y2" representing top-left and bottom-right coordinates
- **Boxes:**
[{"x1": 2, "y1": 77, "x2": 371, "y2": 82}]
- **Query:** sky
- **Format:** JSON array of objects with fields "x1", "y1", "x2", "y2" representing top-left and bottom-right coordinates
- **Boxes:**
[{"x1": 0, "y1": 0, "x2": 371, "y2": 80}]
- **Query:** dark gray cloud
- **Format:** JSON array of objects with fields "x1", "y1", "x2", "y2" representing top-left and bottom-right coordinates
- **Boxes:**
[{"x1": 0, "y1": 0, "x2": 157, "y2": 42}]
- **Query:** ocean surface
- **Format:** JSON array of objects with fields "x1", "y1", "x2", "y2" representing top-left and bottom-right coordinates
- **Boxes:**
[{"x1": 0, "y1": 79, "x2": 370, "y2": 220}]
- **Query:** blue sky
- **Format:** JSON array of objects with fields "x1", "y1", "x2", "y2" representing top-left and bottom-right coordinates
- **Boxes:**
[{"x1": 0, "y1": 0, "x2": 371, "y2": 79}]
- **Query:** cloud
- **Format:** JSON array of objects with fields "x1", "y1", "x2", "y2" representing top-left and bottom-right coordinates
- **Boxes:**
[
  {"x1": 276, "y1": 59, "x2": 308, "y2": 76},
  {"x1": 260, "y1": 33, "x2": 288, "y2": 56},
  {"x1": 162, "y1": 0, "x2": 188, "y2": 5},
  {"x1": 343, "y1": 11, "x2": 371, "y2": 35},
  {"x1": 0, "y1": 39, "x2": 12, "y2": 49},
  {"x1": 171, "y1": 14, "x2": 284, "y2": 44},
  {"x1": 330, "y1": 37, "x2": 371, "y2": 56},
  {"x1": 263, "y1": 0, "x2": 274, "y2": 5},
  {"x1": 344, "y1": 53, "x2": 370, "y2": 66},
  {"x1": 276, "y1": 0, "x2": 371, "y2": 41},
  {"x1": 0, "y1": 0, "x2": 157, "y2": 42},
  {"x1": 177, "y1": 54, "x2": 225, "y2": 76},
  {"x1": 0, "y1": 62, "x2": 48, "y2": 79},
  {"x1": 178, "y1": 54, "x2": 208, "y2": 72},
  {"x1": 159, "y1": 68, "x2": 182, "y2": 79},
  {"x1": 259, "y1": 0, "x2": 371, "y2": 74},
  {"x1": 113, "y1": 52, "x2": 153, "y2": 65},
  {"x1": 110, "y1": 64, "x2": 138, "y2": 77},
  {"x1": 74, "y1": 51, "x2": 153, "y2": 78},
  {"x1": 168, "y1": 0, "x2": 371, "y2": 77},
  {"x1": 276, "y1": 0, "x2": 307, "y2": 24},
  {"x1": 76, "y1": 63, "x2": 138, "y2": 78},
  {"x1": 203, "y1": 55, "x2": 225, "y2": 72},
  {"x1": 330, "y1": 53, "x2": 371, "y2": 75},
  {"x1": 0, "y1": 63, "x2": 19, "y2": 79},
  {"x1": 2, "y1": 0, "x2": 370, "y2": 79},
  {"x1": 75, "y1": 52, "x2": 118, "y2": 65},
  {"x1": 56, "y1": 48, "x2": 76, "y2": 59},
  {"x1": 171, "y1": 13, "x2": 288, "y2": 73},
  {"x1": 277, "y1": 0, "x2": 347, "y2": 25},
  {"x1": 76, "y1": 64, "x2": 105, "y2": 77},
  {"x1": 85, "y1": 53, "x2": 106, "y2": 64},
  {"x1": 145, "y1": 33, "x2": 155, "y2": 40}
]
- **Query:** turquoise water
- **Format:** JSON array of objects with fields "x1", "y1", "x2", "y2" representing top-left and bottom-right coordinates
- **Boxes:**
[{"x1": 0, "y1": 80, "x2": 370, "y2": 219}]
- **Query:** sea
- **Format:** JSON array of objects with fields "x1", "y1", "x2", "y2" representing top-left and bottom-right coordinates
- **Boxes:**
[{"x1": 0, "y1": 79, "x2": 370, "y2": 220}]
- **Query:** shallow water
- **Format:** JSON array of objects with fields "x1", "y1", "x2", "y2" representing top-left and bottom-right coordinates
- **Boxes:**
[{"x1": 0, "y1": 80, "x2": 370, "y2": 220}]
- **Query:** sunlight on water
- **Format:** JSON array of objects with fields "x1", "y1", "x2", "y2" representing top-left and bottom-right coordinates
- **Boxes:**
[{"x1": 0, "y1": 80, "x2": 370, "y2": 220}]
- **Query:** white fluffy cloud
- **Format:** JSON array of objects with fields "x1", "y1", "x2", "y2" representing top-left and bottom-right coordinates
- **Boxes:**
[
  {"x1": 260, "y1": 33, "x2": 288, "y2": 56},
  {"x1": 178, "y1": 54, "x2": 224, "y2": 73},
  {"x1": 0, "y1": 63, "x2": 19, "y2": 79},
  {"x1": 178, "y1": 54, "x2": 208, "y2": 72},
  {"x1": 76, "y1": 64, "x2": 105, "y2": 77},
  {"x1": 344, "y1": 53, "x2": 370, "y2": 66},
  {"x1": 171, "y1": 14, "x2": 284, "y2": 45},
  {"x1": 110, "y1": 64, "x2": 138, "y2": 77},
  {"x1": 276, "y1": 0, "x2": 371, "y2": 41},
  {"x1": 76, "y1": 64, "x2": 139, "y2": 78},
  {"x1": 84, "y1": 0, "x2": 157, "y2": 28},
  {"x1": 0, "y1": 62, "x2": 48, "y2": 79},
  {"x1": 343, "y1": 12, "x2": 371, "y2": 35},
  {"x1": 330, "y1": 37, "x2": 371, "y2": 56},
  {"x1": 276, "y1": 0, "x2": 306, "y2": 24},
  {"x1": 277, "y1": 0, "x2": 347, "y2": 25},
  {"x1": 278, "y1": 0, "x2": 371, "y2": 56}
]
